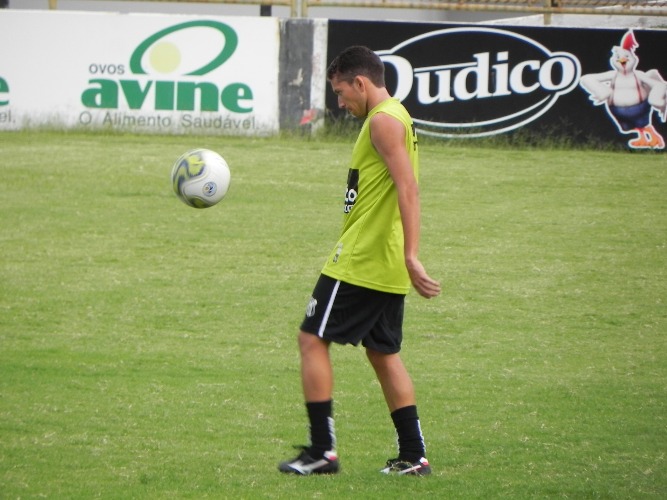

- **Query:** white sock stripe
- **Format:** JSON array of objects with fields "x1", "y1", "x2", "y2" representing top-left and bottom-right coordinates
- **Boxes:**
[
  {"x1": 328, "y1": 416, "x2": 337, "y2": 450},
  {"x1": 417, "y1": 419, "x2": 426, "y2": 455},
  {"x1": 317, "y1": 280, "x2": 340, "y2": 338}
]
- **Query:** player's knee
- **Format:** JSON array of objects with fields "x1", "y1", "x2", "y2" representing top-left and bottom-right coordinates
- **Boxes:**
[
  {"x1": 366, "y1": 348, "x2": 402, "y2": 369},
  {"x1": 298, "y1": 330, "x2": 325, "y2": 354}
]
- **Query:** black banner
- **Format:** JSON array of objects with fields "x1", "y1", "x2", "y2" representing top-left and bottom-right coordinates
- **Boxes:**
[{"x1": 327, "y1": 20, "x2": 667, "y2": 151}]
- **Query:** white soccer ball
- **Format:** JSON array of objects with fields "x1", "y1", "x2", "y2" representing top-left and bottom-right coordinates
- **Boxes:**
[{"x1": 171, "y1": 148, "x2": 231, "y2": 208}]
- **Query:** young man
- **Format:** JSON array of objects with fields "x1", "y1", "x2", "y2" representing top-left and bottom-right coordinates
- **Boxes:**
[{"x1": 278, "y1": 46, "x2": 441, "y2": 476}]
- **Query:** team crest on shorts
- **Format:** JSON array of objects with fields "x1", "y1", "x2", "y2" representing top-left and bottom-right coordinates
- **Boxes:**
[{"x1": 306, "y1": 297, "x2": 317, "y2": 317}]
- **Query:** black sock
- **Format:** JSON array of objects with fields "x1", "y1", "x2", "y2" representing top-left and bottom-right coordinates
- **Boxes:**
[
  {"x1": 306, "y1": 400, "x2": 335, "y2": 458},
  {"x1": 391, "y1": 405, "x2": 426, "y2": 462}
]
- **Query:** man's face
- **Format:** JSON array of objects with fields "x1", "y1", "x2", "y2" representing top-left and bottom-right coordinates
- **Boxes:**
[{"x1": 330, "y1": 75, "x2": 367, "y2": 119}]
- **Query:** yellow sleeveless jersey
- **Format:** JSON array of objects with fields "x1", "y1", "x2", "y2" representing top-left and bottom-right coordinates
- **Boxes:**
[{"x1": 321, "y1": 98, "x2": 419, "y2": 294}]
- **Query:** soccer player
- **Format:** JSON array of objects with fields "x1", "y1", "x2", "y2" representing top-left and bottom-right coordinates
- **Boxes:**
[{"x1": 278, "y1": 45, "x2": 441, "y2": 476}]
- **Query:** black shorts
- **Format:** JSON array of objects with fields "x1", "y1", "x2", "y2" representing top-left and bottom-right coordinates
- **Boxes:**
[{"x1": 300, "y1": 274, "x2": 405, "y2": 354}]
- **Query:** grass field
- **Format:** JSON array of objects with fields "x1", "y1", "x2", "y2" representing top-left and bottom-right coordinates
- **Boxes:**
[{"x1": 1, "y1": 130, "x2": 666, "y2": 498}]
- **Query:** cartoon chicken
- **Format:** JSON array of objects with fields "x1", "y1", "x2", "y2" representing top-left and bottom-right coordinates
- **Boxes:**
[{"x1": 580, "y1": 30, "x2": 666, "y2": 149}]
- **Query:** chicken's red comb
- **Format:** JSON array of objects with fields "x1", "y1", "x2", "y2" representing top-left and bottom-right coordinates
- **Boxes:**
[{"x1": 621, "y1": 30, "x2": 638, "y2": 52}]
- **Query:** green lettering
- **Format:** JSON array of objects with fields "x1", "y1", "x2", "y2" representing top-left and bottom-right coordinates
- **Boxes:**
[
  {"x1": 176, "y1": 82, "x2": 219, "y2": 111},
  {"x1": 0, "y1": 77, "x2": 9, "y2": 106},
  {"x1": 83, "y1": 78, "x2": 254, "y2": 113},
  {"x1": 81, "y1": 79, "x2": 118, "y2": 108},
  {"x1": 154, "y1": 81, "x2": 174, "y2": 111},
  {"x1": 221, "y1": 83, "x2": 253, "y2": 113},
  {"x1": 119, "y1": 80, "x2": 152, "y2": 109}
]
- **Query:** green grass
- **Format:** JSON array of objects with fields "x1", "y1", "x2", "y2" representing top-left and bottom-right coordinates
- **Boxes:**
[{"x1": 1, "y1": 130, "x2": 666, "y2": 498}]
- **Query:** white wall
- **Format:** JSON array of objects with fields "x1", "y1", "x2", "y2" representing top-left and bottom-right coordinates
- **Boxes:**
[{"x1": 0, "y1": 10, "x2": 282, "y2": 134}]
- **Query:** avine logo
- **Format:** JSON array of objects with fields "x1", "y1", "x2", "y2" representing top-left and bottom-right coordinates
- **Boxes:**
[
  {"x1": 377, "y1": 28, "x2": 581, "y2": 138},
  {"x1": 81, "y1": 20, "x2": 253, "y2": 113}
]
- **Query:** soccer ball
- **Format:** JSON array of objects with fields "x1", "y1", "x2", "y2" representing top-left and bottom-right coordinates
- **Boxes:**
[{"x1": 171, "y1": 148, "x2": 231, "y2": 208}]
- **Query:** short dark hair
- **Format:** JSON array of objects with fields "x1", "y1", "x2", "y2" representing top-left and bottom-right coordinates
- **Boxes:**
[{"x1": 326, "y1": 46, "x2": 385, "y2": 87}]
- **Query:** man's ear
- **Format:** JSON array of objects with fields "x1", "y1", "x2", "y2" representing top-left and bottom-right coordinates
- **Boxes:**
[{"x1": 353, "y1": 75, "x2": 366, "y2": 93}]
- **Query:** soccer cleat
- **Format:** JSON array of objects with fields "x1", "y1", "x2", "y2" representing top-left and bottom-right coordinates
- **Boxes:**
[
  {"x1": 380, "y1": 457, "x2": 431, "y2": 476},
  {"x1": 278, "y1": 446, "x2": 340, "y2": 475}
]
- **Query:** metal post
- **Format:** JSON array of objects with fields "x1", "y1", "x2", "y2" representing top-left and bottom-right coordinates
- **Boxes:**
[
  {"x1": 544, "y1": 0, "x2": 553, "y2": 25},
  {"x1": 292, "y1": 0, "x2": 308, "y2": 17}
]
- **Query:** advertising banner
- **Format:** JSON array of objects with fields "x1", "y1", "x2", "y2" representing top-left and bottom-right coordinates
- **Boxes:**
[
  {"x1": 0, "y1": 11, "x2": 279, "y2": 135},
  {"x1": 327, "y1": 21, "x2": 667, "y2": 151}
]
